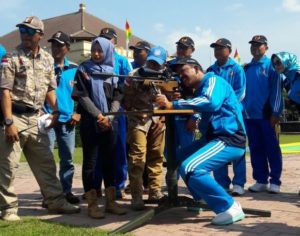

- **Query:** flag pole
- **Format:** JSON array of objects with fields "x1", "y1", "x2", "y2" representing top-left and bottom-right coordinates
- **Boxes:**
[{"x1": 126, "y1": 39, "x2": 129, "y2": 58}]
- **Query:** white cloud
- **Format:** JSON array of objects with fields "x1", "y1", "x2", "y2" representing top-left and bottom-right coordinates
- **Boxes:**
[
  {"x1": 225, "y1": 2, "x2": 244, "y2": 11},
  {"x1": 153, "y1": 23, "x2": 165, "y2": 33},
  {"x1": 282, "y1": 0, "x2": 300, "y2": 12}
]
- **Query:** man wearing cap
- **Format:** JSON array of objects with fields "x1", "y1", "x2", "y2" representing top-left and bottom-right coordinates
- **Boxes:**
[
  {"x1": 98, "y1": 27, "x2": 133, "y2": 198},
  {"x1": 243, "y1": 35, "x2": 283, "y2": 193},
  {"x1": 156, "y1": 57, "x2": 246, "y2": 225},
  {"x1": 168, "y1": 36, "x2": 197, "y2": 154},
  {"x1": 43, "y1": 31, "x2": 80, "y2": 204},
  {"x1": 124, "y1": 46, "x2": 167, "y2": 210},
  {"x1": 207, "y1": 38, "x2": 246, "y2": 196},
  {"x1": 129, "y1": 41, "x2": 151, "y2": 69},
  {"x1": 127, "y1": 40, "x2": 151, "y2": 194},
  {"x1": 0, "y1": 16, "x2": 80, "y2": 221}
]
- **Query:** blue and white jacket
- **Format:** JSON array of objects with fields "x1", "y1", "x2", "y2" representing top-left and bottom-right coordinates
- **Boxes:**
[
  {"x1": 173, "y1": 72, "x2": 246, "y2": 148},
  {"x1": 243, "y1": 55, "x2": 283, "y2": 119}
]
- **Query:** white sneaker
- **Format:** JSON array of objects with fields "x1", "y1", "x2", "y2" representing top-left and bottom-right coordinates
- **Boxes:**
[
  {"x1": 1, "y1": 208, "x2": 20, "y2": 221},
  {"x1": 268, "y1": 184, "x2": 280, "y2": 194},
  {"x1": 248, "y1": 183, "x2": 268, "y2": 192},
  {"x1": 212, "y1": 201, "x2": 245, "y2": 225},
  {"x1": 232, "y1": 185, "x2": 245, "y2": 196}
]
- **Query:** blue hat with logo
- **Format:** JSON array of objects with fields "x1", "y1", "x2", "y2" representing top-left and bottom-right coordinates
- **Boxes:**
[{"x1": 147, "y1": 46, "x2": 167, "y2": 65}]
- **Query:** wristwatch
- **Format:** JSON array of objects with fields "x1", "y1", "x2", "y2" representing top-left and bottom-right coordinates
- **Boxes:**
[{"x1": 4, "y1": 118, "x2": 13, "y2": 126}]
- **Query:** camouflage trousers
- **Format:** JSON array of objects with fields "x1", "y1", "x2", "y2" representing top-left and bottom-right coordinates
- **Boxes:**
[{"x1": 0, "y1": 113, "x2": 65, "y2": 211}]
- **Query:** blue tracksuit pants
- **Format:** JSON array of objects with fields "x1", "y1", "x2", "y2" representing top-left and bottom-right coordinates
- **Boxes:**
[
  {"x1": 244, "y1": 119, "x2": 282, "y2": 185},
  {"x1": 177, "y1": 139, "x2": 245, "y2": 214}
]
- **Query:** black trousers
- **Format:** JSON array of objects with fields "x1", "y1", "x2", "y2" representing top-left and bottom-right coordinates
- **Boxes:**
[{"x1": 80, "y1": 117, "x2": 117, "y2": 192}]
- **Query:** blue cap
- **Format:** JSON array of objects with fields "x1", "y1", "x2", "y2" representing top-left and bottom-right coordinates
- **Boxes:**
[
  {"x1": 0, "y1": 44, "x2": 6, "y2": 61},
  {"x1": 147, "y1": 46, "x2": 167, "y2": 65}
]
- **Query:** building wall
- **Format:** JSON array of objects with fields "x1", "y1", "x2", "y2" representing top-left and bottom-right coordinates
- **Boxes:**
[{"x1": 67, "y1": 40, "x2": 133, "y2": 64}]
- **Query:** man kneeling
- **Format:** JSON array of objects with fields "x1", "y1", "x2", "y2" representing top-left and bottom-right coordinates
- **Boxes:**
[{"x1": 156, "y1": 58, "x2": 246, "y2": 225}]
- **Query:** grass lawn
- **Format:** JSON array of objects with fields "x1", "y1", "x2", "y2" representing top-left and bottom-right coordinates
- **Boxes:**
[
  {"x1": 0, "y1": 218, "x2": 111, "y2": 236},
  {"x1": 279, "y1": 134, "x2": 300, "y2": 144}
]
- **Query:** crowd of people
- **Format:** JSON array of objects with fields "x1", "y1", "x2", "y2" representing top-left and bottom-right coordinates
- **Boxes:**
[{"x1": 0, "y1": 15, "x2": 299, "y2": 226}]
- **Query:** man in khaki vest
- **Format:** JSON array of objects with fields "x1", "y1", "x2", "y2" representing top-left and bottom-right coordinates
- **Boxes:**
[
  {"x1": 0, "y1": 16, "x2": 80, "y2": 221},
  {"x1": 124, "y1": 46, "x2": 167, "y2": 210}
]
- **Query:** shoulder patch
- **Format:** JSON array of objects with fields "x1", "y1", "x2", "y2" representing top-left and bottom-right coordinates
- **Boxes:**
[{"x1": 0, "y1": 56, "x2": 9, "y2": 67}]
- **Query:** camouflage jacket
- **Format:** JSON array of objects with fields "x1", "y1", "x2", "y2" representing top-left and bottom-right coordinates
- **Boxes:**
[
  {"x1": 0, "y1": 45, "x2": 56, "y2": 110},
  {"x1": 124, "y1": 68, "x2": 165, "y2": 132}
]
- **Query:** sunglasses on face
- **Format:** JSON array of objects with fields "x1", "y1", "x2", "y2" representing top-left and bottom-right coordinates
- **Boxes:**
[
  {"x1": 251, "y1": 42, "x2": 264, "y2": 47},
  {"x1": 19, "y1": 26, "x2": 41, "y2": 36},
  {"x1": 177, "y1": 44, "x2": 190, "y2": 50}
]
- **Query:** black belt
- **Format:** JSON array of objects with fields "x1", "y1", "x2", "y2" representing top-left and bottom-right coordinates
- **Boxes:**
[{"x1": 12, "y1": 103, "x2": 39, "y2": 114}]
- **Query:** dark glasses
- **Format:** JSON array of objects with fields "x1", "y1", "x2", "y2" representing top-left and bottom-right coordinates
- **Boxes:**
[
  {"x1": 177, "y1": 44, "x2": 190, "y2": 50},
  {"x1": 19, "y1": 26, "x2": 40, "y2": 36}
]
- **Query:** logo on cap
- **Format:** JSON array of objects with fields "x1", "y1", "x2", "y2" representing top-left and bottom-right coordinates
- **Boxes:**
[
  {"x1": 55, "y1": 32, "x2": 61, "y2": 38},
  {"x1": 255, "y1": 36, "x2": 261, "y2": 40},
  {"x1": 217, "y1": 39, "x2": 222, "y2": 43},
  {"x1": 24, "y1": 17, "x2": 33, "y2": 23},
  {"x1": 105, "y1": 29, "x2": 109, "y2": 34},
  {"x1": 154, "y1": 49, "x2": 161, "y2": 56}
]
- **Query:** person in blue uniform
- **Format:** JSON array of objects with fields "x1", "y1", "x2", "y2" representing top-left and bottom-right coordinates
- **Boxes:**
[
  {"x1": 156, "y1": 57, "x2": 246, "y2": 225},
  {"x1": 129, "y1": 41, "x2": 151, "y2": 69},
  {"x1": 271, "y1": 52, "x2": 300, "y2": 196},
  {"x1": 243, "y1": 35, "x2": 283, "y2": 194},
  {"x1": 207, "y1": 38, "x2": 246, "y2": 196},
  {"x1": 44, "y1": 31, "x2": 80, "y2": 204},
  {"x1": 167, "y1": 36, "x2": 197, "y2": 153}
]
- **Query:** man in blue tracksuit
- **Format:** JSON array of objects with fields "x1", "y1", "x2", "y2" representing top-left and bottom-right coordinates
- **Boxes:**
[
  {"x1": 243, "y1": 35, "x2": 283, "y2": 194},
  {"x1": 44, "y1": 32, "x2": 80, "y2": 204},
  {"x1": 156, "y1": 57, "x2": 246, "y2": 225},
  {"x1": 207, "y1": 38, "x2": 246, "y2": 196},
  {"x1": 99, "y1": 28, "x2": 133, "y2": 198}
]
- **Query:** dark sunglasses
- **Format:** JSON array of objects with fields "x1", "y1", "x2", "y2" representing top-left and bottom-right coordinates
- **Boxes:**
[
  {"x1": 251, "y1": 42, "x2": 264, "y2": 47},
  {"x1": 19, "y1": 26, "x2": 41, "y2": 36},
  {"x1": 177, "y1": 44, "x2": 190, "y2": 50}
]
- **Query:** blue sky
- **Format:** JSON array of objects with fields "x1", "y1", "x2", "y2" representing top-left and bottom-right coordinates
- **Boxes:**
[{"x1": 1, "y1": 0, "x2": 300, "y2": 68}]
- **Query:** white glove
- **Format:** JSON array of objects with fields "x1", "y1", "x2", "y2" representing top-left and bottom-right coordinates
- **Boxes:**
[{"x1": 37, "y1": 114, "x2": 52, "y2": 134}]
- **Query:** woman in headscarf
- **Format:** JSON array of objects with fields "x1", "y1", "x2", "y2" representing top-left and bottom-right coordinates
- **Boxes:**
[
  {"x1": 271, "y1": 52, "x2": 300, "y2": 109},
  {"x1": 72, "y1": 37, "x2": 126, "y2": 218},
  {"x1": 271, "y1": 52, "x2": 300, "y2": 197}
]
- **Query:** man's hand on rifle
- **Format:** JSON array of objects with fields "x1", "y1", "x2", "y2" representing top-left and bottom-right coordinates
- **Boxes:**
[{"x1": 155, "y1": 94, "x2": 173, "y2": 109}]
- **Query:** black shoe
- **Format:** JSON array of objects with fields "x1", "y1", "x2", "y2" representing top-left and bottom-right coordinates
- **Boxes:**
[{"x1": 65, "y1": 192, "x2": 80, "y2": 204}]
